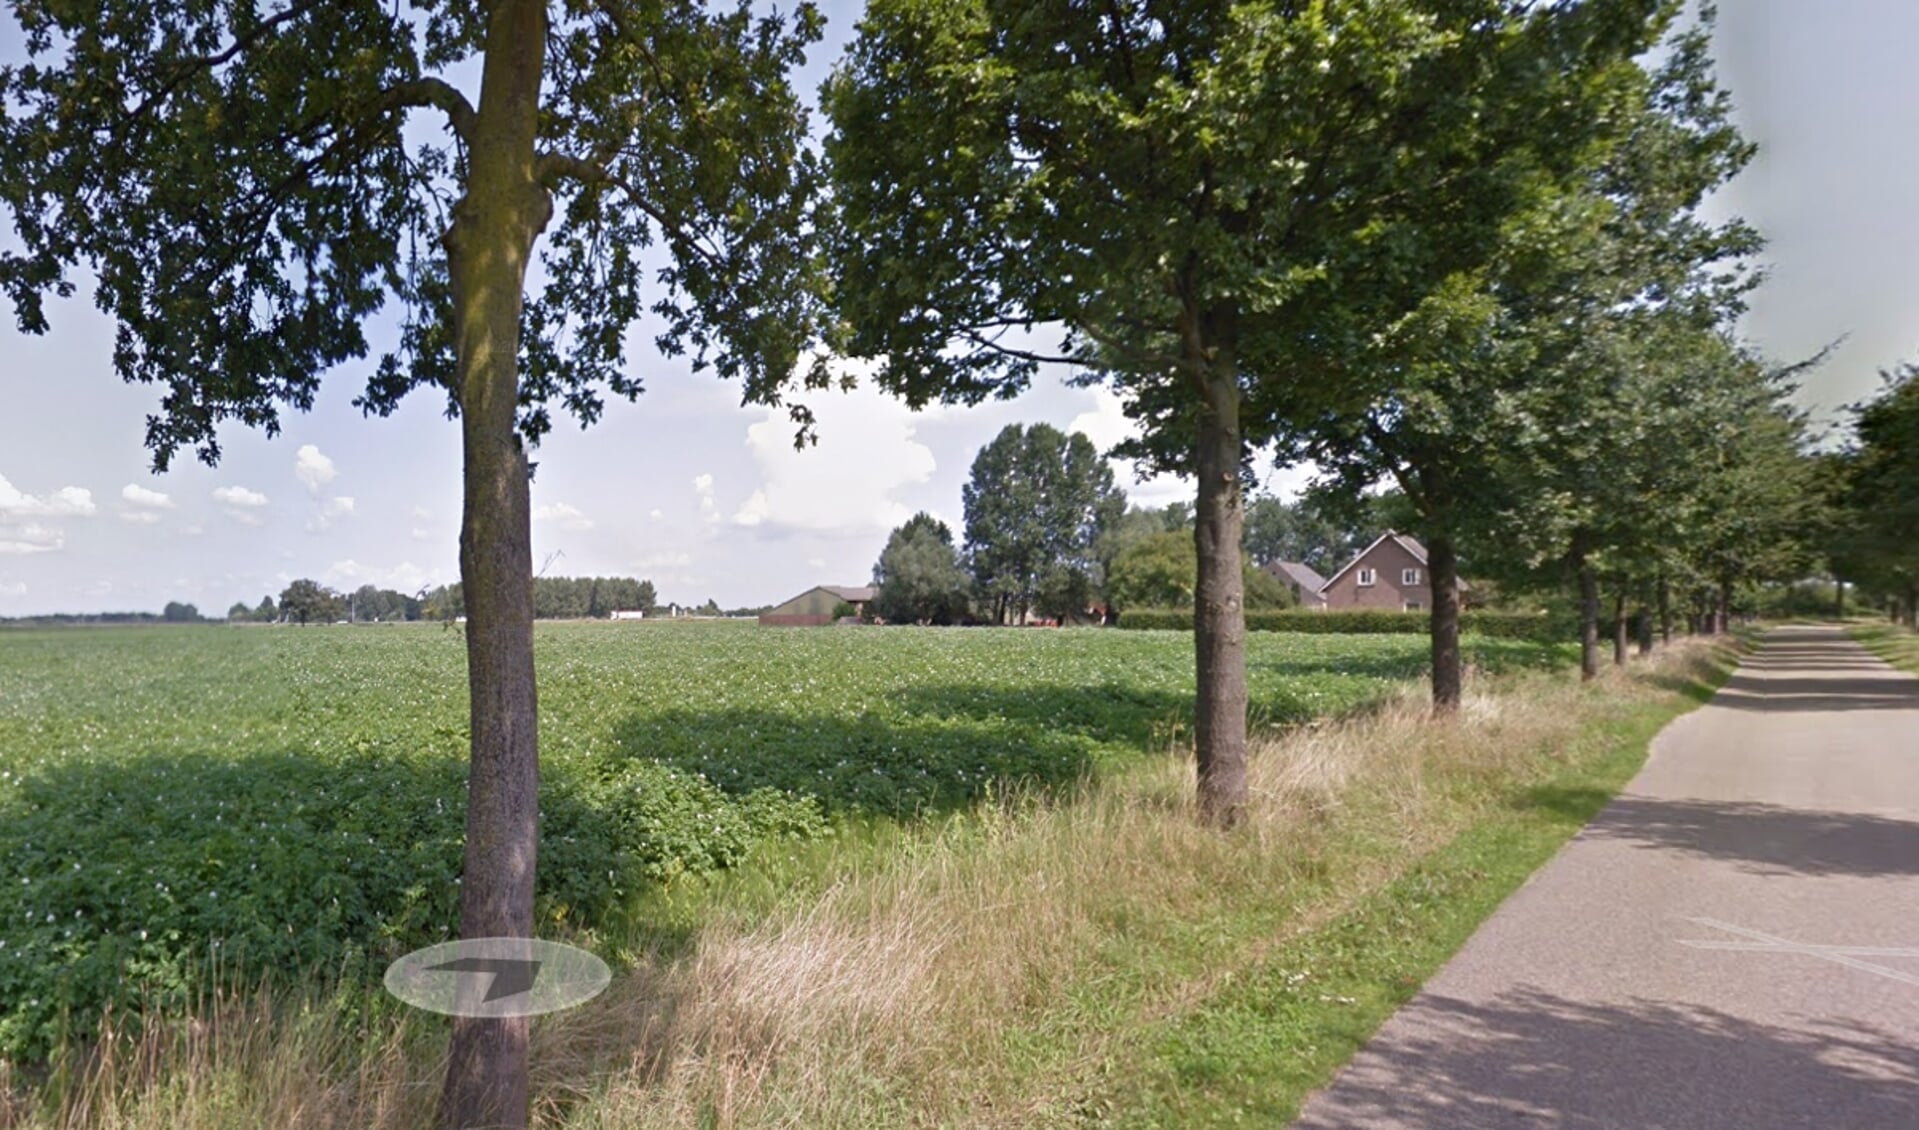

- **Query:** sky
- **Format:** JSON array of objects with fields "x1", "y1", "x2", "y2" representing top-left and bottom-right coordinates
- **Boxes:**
[{"x1": 1, "y1": 1, "x2": 1914, "y2": 616}]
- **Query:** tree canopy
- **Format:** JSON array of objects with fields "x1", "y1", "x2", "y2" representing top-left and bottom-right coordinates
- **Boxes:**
[
  {"x1": 960, "y1": 423, "x2": 1122, "y2": 624},
  {"x1": 827, "y1": 0, "x2": 1670, "y2": 820},
  {"x1": 1, "y1": 1, "x2": 827, "y2": 1123},
  {"x1": 871, "y1": 512, "x2": 971, "y2": 624}
]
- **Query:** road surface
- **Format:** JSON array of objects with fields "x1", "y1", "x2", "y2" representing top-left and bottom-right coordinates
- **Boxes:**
[{"x1": 1294, "y1": 625, "x2": 1919, "y2": 1129}]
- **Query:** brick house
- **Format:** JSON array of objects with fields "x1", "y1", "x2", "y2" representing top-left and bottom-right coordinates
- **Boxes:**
[{"x1": 1265, "y1": 531, "x2": 1464, "y2": 612}]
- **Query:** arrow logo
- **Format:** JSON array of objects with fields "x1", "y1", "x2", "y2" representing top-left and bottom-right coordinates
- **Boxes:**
[
  {"x1": 425, "y1": 956, "x2": 544, "y2": 1002},
  {"x1": 386, "y1": 938, "x2": 608, "y2": 1017}
]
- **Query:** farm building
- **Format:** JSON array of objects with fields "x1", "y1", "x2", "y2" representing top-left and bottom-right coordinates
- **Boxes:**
[
  {"x1": 1263, "y1": 560, "x2": 1329, "y2": 610},
  {"x1": 758, "y1": 585, "x2": 876, "y2": 626}
]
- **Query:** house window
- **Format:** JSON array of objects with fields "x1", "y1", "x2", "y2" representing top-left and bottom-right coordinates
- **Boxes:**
[
  {"x1": 1357, "y1": 568, "x2": 1377, "y2": 587},
  {"x1": 1403, "y1": 568, "x2": 1422, "y2": 586},
  {"x1": 1404, "y1": 600, "x2": 1423, "y2": 612}
]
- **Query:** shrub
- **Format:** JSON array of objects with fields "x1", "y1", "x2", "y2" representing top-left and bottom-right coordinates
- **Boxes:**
[{"x1": 1117, "y1": 607, "x2": 1575, "y2": 643}]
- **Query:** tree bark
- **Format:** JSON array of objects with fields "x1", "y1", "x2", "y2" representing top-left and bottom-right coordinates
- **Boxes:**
[
  {"x1": 1835, "y1": 578, "x2": 1846, "y2": 621},
  {"x1": 1636, "y1": 605, "x2": 1653, "y2": 656},
  {"x1": 1428, "y1": 532, "x2": 1463, "y2": 713},
  {"x1": 439, "y1": 3, "x2": 550, "y2": 1127},
  {"x1": 1612, "y1": 591, "x2": 1628, "y2": 667},
  {"x1": 1572, "y1": 529, "x2": 1599, "y2": 681},
  {"x1": 1658, "y1": 576, "x2": 1672, "y2": 644},
  {"x1": 1191, "y1": 310, "x2": 1247, "y2": 827}
]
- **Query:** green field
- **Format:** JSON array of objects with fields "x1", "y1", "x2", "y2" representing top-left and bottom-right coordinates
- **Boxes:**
[{"x1": 0, "y1": 621, "x2": 1568, "y2": 1058}]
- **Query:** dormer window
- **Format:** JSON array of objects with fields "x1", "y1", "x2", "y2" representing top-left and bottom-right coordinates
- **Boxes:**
[
  {"x1": 1403, "y1": 568, "x2": 1422, "y2": 586},
  {"x1": 1357, "y1": 568, "x2": 1377, "y2": 587}
]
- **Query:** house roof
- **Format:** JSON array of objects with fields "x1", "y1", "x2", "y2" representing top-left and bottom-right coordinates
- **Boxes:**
[
  {"x1": 1319, "y1": 530, "x2": 1468, "y2": 593},
  {"x1": 821, "y1": 585, "x2": 877, "y2": 603},
  {"x1": 1264, "y1": 560, "x2": 1329, "y2": 596}
]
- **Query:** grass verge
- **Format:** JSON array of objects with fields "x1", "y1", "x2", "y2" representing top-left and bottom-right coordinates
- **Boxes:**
[
  {"x1": 2, "y1": 639, "x2": 1738, "y2": 1130},
  {"x1": 1848, "y1": 621, "x2": 1919, "y2": 674}
]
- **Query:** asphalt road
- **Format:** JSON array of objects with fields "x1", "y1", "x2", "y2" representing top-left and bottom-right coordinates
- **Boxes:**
[{"x1": 1294, "y1": 625, "x2": 1919, "y2": 1129}]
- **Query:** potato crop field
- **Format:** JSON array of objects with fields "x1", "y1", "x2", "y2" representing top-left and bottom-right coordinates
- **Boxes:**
[{"x1": 0, "y1": 621, "x2": 1568, "y2": 1058}]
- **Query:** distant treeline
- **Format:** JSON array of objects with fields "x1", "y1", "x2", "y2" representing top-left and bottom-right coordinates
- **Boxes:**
[
  {"x1": 422, "y1": 576, "x2": 658, "y2": 621},
  {"x1": 0, "y1": 611, "x2": 176, "y2": 627},
  {"x1": 228, "y1": 575, "x2": 661, "y2": 624}
]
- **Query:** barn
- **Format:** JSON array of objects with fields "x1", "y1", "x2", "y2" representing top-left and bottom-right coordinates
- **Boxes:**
[{"x1": 758, "y1": 585, "x2": 876, "y2": 626}]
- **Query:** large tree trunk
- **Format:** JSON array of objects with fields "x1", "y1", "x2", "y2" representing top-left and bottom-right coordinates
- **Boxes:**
[
  {"x1": 1572, "y1": 529, "x2": 1599, "y2": 681},
  {"x1": 1428, "y1": 532, "x2": 1463, "y2": 713},
  {"x1": 1715, "y1": 578, "x2": 1732, "y2": 634},
  {"x1": 1191, "y1": 310, "x2": 1247, "y2": 827},
  {"x1": 1835, "y1": 578, "x2": 1846, "y2": 620},
  {"x1": 439, "y1": 4, "x2": 551, "y2": 1127},
  {"x1": 1636, "y1": 604, "x2": 1654, "y2": 656}
]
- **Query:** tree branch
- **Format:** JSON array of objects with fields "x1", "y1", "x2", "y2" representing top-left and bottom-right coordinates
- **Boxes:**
[
  {"x1": 957, "y1": 326, "x2": 1077, "y2": 368},
  {"x1": 534, "y1": 151, "x2": 727, "y2": 271},
  {"x1": 388, "y1": 77, "x2": 478, "y2": 147},
  {"x1": 127, "y1": 0, "x2": 333, "y2": 122}
]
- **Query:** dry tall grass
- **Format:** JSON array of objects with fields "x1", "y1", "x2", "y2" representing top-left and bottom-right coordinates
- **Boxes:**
[{"x1": 4, "y1": 642, "x2": 1728, "y2": 1130}]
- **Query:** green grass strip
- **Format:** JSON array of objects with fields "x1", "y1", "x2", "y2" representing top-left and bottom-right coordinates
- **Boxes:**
[
  {"x1": 1087, "y1": 661, "x2": 1735, "y2": 1128},
  {"x1": 1848, "y1": 622, "x2": 1919, "y2": 675}
]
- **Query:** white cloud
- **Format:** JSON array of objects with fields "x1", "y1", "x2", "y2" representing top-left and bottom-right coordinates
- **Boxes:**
[
  {"x1": 120, "y1": 483, "x2": 174, "y2": 510},
  {"x1": 325, "y1": 559, "x2": 444, "y2": 594},
  {"x1": 306, "y1": 495, "x2": 356, "y2": 532},
  {"x1": 294, "y1": 445, "x2": 337, "y2": 494},
  {"x1": 411, "y1": 506, "x2": 433, "y2": 520},
  {"x1": 0, "y1": 524, "x2": 64, "y2": 555},
  {"x1": 411, "y1": 527, "x2": 433, "y2": 541},
  {"x1": 649, "y1": 508, "x2": 664, "y2": 520},
  {"x1": 0, "y1": 581, "x2": 25, "y2": 597},
  {"x1": 0, "y1": 474, "x2": 95, "y2": 518},
  {"x1": 729, "y1": 381, "x2": 938, "y2": 536},
  {"x1": 693, "y1": 474, "x2": 718, "y2": 524},
  {"x1": 1067, "y1": 386, "x2": 1195, "y2": 507},
  {"x1": 532, "y1": 502, "x2": 594, "y2": 532},
  {"x1": 213, "y1": 485, "x2": 270, "y2": 526},
  {"x1": 633, "y1": 551, "x2": 692, "y2": 569},
  {"x1": 117, "y1": 482, "x2": 175, "y2": 525}
]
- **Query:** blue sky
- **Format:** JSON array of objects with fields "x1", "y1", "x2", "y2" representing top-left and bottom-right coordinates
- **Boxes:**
[{"x1": 0, "y1": 1, "x2": 1912, "y2": 615}]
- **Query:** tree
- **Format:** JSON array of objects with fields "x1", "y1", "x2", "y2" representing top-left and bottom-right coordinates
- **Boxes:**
[
  {"x1": 226, "y1": 601, "x2": 252, "y2": 622},
  {"x1": 960, "y1": 423, "x2": 1122, "y2": 623},
  {"x1": 826, "y1": 0, "x2": 1661, "y2": 821},
  {"x1": 1241, "y1": 493, "x2": 1393, "y2": 574},
  {"x1": 0, "y1": 3, "x2": 823, "y2": 1119},
  {"x1": 1107, "y1": 529, "x2": 1293, "y2": 616},
  {"x1": 161, "y1": 601, "x2": 200, "y2": 622},
  {"x1": 253, "y1": 595, "x2": 277, "y2": 623},
  {"x1": 872, "y1": 513, "x2": 971, "y2": 624},
  {"x1": 1272, "y1": 9, "x2": 1760, "y2": 701},
  {"x1": 279, "y1": 578, "x2": 342, "y2": 626},
  {"x1": 1835, "y1": 367, "x2": 1919, "y2": 623},
  {"x1": 1107, "y1": 531, "x2": 1197, "y2": 613}
]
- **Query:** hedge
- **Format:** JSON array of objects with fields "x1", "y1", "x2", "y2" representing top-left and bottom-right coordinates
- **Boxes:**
[{"x1": 1115, "y1": 607, "x2": 1577, "y2": 642}]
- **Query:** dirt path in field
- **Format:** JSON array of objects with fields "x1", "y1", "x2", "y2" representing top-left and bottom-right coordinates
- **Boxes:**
[{"x1": 1293, "y1": 625, "x2": 1919, "y2": 1129}]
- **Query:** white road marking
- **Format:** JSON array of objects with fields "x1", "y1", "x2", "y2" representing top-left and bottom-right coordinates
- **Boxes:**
[{"x1": 1680, "y1": 917, "x2": 1919, "y2": 988}]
